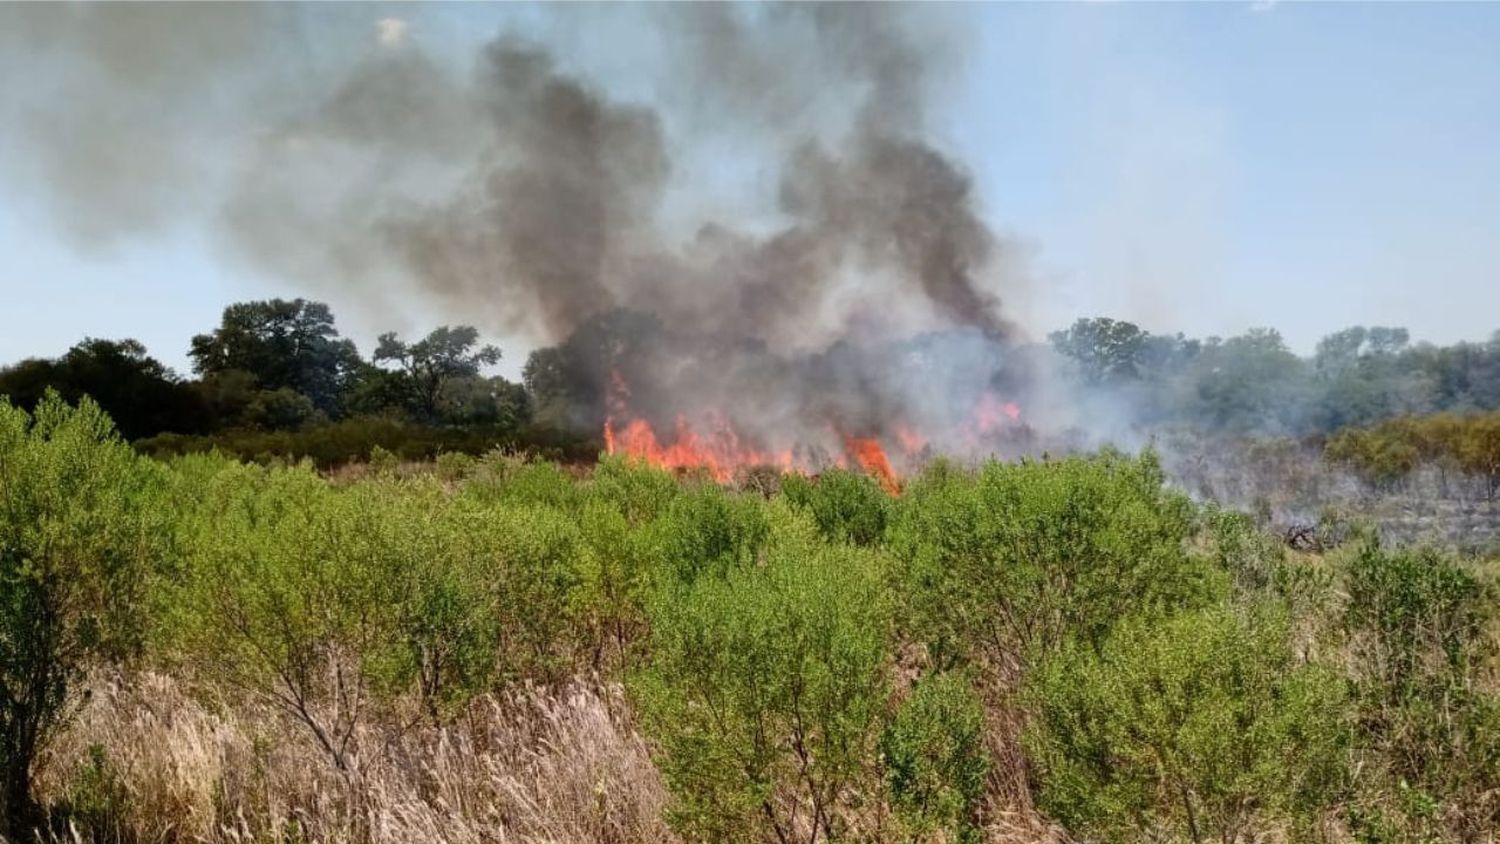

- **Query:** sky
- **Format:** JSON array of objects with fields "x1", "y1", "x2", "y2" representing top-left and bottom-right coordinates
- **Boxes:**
[{"x1": 1, "y1": 2, "x2": 1497, "y2": 377}]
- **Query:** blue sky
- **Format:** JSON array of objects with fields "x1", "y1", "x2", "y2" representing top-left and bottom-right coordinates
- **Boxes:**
[{"x1": 2, "y1": 2, "x2": 1497, "y2": 376}]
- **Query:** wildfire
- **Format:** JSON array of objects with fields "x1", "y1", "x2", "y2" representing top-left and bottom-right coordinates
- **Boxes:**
[
  {"x1": 601, "y1": 371, "x2": 1021, "y2": 494},
  {"x1": 969, "y1": 392, "x2": 1022, "y2": 433},
  {"x1": 842, "y1": 435, "x2": 900, "y2": 494},
  {"x1": 603, "y1": 413, "x2": 795, "y2": 482}
]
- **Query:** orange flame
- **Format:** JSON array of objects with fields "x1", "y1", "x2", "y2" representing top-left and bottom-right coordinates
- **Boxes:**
[
  {"x1": 604, "y1": 413, "x2": 794, "y2": 482},
  {"x1": 602, "y1": 369, "x2": 1020, "y2": 494},
  {"x1": 842, "y1": 435, "x2": 900, "y2": 495}
]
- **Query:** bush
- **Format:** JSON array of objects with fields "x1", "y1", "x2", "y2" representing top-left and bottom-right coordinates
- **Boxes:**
[
  {"x1": 782, "y1": 468, "x2": 891, "y2": 547},
  {"x1": 1024, "y1": 607, "x2": 1347, "y2": 843},
  {"x1": 0, "y1": 394, "x2": 165, "y2": 833},
  {"x1": 881, "y1": 672, "x2": 989, "y2": 843},
  {"x1": 632, "y1": 504, "x2": 892, "y2": 842},
  {"x1": 888, "y1": 451, "x2": 1221, "y2": 671},
  {"x1": 162, "y1": 463, "x2": 401, "y2": 771},
  {"x1": 1340, "y1": 542, "x2": 1500, "y2": 838}
]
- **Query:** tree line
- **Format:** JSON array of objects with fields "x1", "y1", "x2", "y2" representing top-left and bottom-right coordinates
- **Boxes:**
[
  {"x1": 8, "y1": 305, "x2": 1500, "y2": 467},
  {"x1": 1050, "y1": 318, "x2": 1500, "y2": 434},
  {"x1": 5, "y1": 307, "x2": 1500, "y2": 469},
  {"x1": 0, "y1": 299, "x2": 594, "y2": 464},
  {"x1": 3, "y1": 393, "x2": 1498, "y2": 842}
]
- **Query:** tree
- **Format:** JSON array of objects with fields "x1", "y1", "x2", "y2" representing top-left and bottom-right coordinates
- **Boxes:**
[
  {"x1": 1186, "y1": 328, "x2": 1310, "y2": 434},
  {"x1": 0, "y1": 394, "x2": 164, "y2": 835},
  {"x1": 1049, "y1": 317, "x2": 1150, "y2": 385},
  {"x1": 0, "y1": 339, "x2": 206, "y2": 440},
  {"x1": 522, "y1": 309, "x2": 670, "y2": 431},
  {"x1": 436, "y1": 375, "x2": 532, "y2": 428},
  {"x1": 374, "y1": 326, "x2": 501, "y2": 421},
  {"x1": 189, "y1": 299, "x2": 360, "y2": 415}
]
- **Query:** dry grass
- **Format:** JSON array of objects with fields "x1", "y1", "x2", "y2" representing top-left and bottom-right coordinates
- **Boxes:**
[
  {"x1": 33, "y1": 672, "x2": 675, "y2": 844},
  {"x1": 30, "y1": 670, "x2": 1067, "y2": 844}
]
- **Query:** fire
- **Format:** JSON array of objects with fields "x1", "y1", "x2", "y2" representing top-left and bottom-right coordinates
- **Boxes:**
[
  {"x1": 970, "y1": 392, "x2": 1022, "y2": 433},
  {"x1": 842, "y1": 435, "x2": 900, "y2": 495},
  {"x1": 603, "y1": 413, "x2": 794, "y2": 482},
  {"x1": 601, "y1": 370, "x2": 1021, "y2": 494}
]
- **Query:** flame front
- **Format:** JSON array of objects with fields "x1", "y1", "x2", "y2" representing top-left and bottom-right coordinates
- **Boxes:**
[
  {"x1": 604, "y1": 413, "x2": 795, "y2": 482},
  {"x1": 602, "y1": 370, "x2": 1022, "y2": 493},
  {"x1": 842, "y1": 435, "x2": 900, "y2": 494}
]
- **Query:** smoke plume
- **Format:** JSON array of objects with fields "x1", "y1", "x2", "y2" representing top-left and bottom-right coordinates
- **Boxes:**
[{"x1": 0, "y1": 3, "x2": 1048, "y2": 470}]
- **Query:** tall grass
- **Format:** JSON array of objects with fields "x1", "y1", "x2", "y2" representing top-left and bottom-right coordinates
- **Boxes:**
[{"x1": 35, "y1": 673, "x2": 672, "y2": 844}]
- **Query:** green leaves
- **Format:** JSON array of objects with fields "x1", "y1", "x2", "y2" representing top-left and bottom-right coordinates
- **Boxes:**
[
  {"x1": 0, "y1": 393, "x2": 166, "y2": 830},
  {"x1": 881, "y1": 672, "x2": 989, "y2": 842},
  {"x1": 632, "y1": 504, "x2": 892, "y2": 842},
  {"x1": 888, "y1": 451, "x2": 1221, "y2": 670},
  {"x1": 1024, "y1": 607, "x2": 1348, "y2": 843}
]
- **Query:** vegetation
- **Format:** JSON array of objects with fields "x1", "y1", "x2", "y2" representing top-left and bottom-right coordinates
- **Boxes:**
[
  {"x1": 6, "y1": 304, "x2": 1500, "y2": 475},
  {"x1": 1325, "y1": 410, "x2": 1500, "y2": 496},
  {"x1": 2, "y1": 395, "x2": 1500, "y2": 843},
  {"x1": 1050, "y1": 318, "x2": 1500, "y2": 435}
]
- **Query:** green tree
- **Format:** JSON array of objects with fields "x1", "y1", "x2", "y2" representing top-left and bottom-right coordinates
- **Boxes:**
[
  {"x1": 435, "y1": 374, "x2": 532, "y2": 428},
  {"x1": 0, "y1": 394, "x2": 164, "y2": 834},
  {"x1": 1187, "y1": 328, "x2": 1311, "y2": 434},
  {"x1": 374, "y1": 326, "x2": 502, "y2": 421},
  {"x1": 189, "y1": 299, "x2": 361, "y2": 415},
  {"x1": 0, "y1": 338, "x2": 206, "y2": 439},
  {"x1": 1049, "y1": 317, "x2": 1150, "y2": 385}
]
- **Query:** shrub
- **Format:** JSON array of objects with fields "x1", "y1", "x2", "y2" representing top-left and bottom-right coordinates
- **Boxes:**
[
  {"x1": 1024, "y1": 607, "x2": 1347, "y2": 843},
  {"x1": 881, "y1": 672, "x2": 989, "y2": 843},
  {"x1": 463, "y1": 454, "x2": 584, "y2": 512},
  {"x1": 782, "y1": 468, "x2": 891, "y2": 547},
  {"x1": 454, "y1": 499, "x2": 583, "y2": 684},
  {"x1": 0, "y1": 394, "x2": 165, "y2": 834},
  {"x1": 632, "y1": 504, "x2": 892, "y2": 843},
  {"x1": 646, "y1": 483, "x2": 769, "y2": 588},
  {"x1": 164, "y1": 458, "x2": 581, "y2": 747},
  {"x1": 433, "y1": 450, "x2": 476, "y2": 481},
  {"x1": 888, "y1": 451, "x2": 1221, "y2": 671},
  {"x1": 1341, "y1": 543, "x2": 1500, "y2": 838},
  {"x1": 589, "y1": 455, "x2": 680, "y2": 525}
]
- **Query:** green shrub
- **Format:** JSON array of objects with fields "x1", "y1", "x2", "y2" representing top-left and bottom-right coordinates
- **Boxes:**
[
  {"x1": 646, "y1": 483, "x2": 769, "y2": 587},
  {"x1": 881, "y1": 672, "x2": 989, "y2": 843},
  {"x1": 632, "y1": 503, "x2": 892, "y2": 842},
  {"x1": 433, "y1": 450, "x2": 476, "y2": 481},
  {"x1": 782, "y1": 468, "x2": 891, "y2": 547},
  {"x1": 0, "y1": 394, "x2": 165, "y2": 833},
  {"x1": 1341, "y1": 543, "x2": 1500, "y2": 838},
  {"x1": 163, "y1": 465, "x2": 469, "y2": 769},
  {"x1": 463, "y1": 455, "x2": 583, "y2": 512},
  {"x1": 571, "y1": 498, "x2": 654, "y2": 668},
  {"x1": 457, "y1": 499, "x2": 583, "y2": 684},
  {"x1": 1024, "y1": 607, "x2": 1347, "y2": 843},
  {"x1": 589, "y1": 455, "x2": 680, "y2": 524},
  {"x1": 888, "y1": 451, "x2": 1221, "y2": 671}
]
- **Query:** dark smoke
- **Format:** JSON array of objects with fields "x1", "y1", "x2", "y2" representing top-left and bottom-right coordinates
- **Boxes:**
[{"x1": 0, "y1": 3, "x2": 1045, "y2": 462}]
